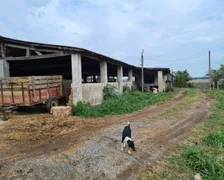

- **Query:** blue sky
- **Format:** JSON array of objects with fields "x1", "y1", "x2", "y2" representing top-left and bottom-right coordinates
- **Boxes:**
[{"x1": 0, "y1": 0, "x2": 224, "y2": 77}]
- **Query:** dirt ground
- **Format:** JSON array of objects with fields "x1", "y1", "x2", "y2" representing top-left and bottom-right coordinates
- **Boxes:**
[{"x1": 0, "y1": 91, "x2": 211, "y2": 180}]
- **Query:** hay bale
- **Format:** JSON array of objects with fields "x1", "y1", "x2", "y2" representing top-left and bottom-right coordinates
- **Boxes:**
[{"x1": 50, "y1": 106, "x2": 72, "y2": 117}]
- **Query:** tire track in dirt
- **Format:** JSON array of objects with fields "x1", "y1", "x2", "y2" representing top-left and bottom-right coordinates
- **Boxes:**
[
  {"x1": 0, "y1": 91, "x2": 187, "y2": 167},
  {"x1": 1, "y1": 91, "x2": 211, "y2": 180},
  {"x1": 117, "y1": 93, "x2": 211, "y2": 180}
]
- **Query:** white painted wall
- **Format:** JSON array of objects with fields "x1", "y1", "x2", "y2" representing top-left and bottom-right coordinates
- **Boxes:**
[{"x1": 82, "y1": 83, "x2": 105, "y2": 105}]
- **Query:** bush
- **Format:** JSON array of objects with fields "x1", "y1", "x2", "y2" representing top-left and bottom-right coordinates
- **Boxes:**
[
  {"x1": 187, "y1": 82, "x2": 195, "y2": 88},
  {"x1": 71, "y1": 101, "x2": 92, "y2": 116},
  {"x1": 123, "y1": 85, "x2": 131, "y2": 93},
  {"x1": 103, "y1": 84, "x2": 119, "y2": 100},
  {"x1": 71, "y1": 90, "x2": 176, "y2": 118},
  {"x1": 165, "y1": 85, "x2": 174, "y2": 92}
]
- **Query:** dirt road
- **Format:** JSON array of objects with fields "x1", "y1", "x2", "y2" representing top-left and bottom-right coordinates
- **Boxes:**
[{"x1": 0, "y1": 91, "x2": 211, "y2": 180}]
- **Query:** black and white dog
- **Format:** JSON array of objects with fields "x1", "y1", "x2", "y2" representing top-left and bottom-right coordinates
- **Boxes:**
[{"x1": 121, "y1": 121, "x2": 135, "y2": 154}]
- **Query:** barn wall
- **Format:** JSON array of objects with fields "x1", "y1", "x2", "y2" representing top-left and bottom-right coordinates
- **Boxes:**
[
  {"x1": 82, "y1": 83, "x2": 105, "y2": 105},
  {"x1": 81, "y1": 82, "x2": 121, "y2": 105}
]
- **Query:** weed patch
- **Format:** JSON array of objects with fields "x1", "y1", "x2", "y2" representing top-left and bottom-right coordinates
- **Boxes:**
[
  {"x1": 72, "y1": 90, "x2": 179, "y2": 118},
  {"x1": 141, "y1": 90, "x2": 224, "y2": 180}
]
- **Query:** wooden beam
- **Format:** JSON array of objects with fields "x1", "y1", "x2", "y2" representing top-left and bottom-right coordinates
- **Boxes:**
[
  {"x1": 5, "y1": 43, "x2": 29, "y2": 50},
  {"x1": 1, "y1": 43, "x2": 5, "y2": 58},
  {"x1": 26, "y1": 48, "x2": 30, "y2": 57},
  {"x1": 2, "y1": 52, "x2": 72, "y2": 61},
  {"x1": 5, "y1": 43, "x2": 61, "y2": 53},
  {"x1": 81, "y1": 53, "x2": 131, "y2": 68},
  {"x1": 34, "y1": 50, "x2": 42, "y2": 55}
]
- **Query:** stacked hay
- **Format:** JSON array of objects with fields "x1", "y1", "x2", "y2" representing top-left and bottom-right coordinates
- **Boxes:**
[{"x1": 50, "y1": 106, "x2": 72, "y2": 116}]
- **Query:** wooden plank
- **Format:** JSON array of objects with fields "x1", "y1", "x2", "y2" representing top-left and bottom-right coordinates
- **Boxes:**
[
  {"x1": 2, "y1": 52, "x2": 71, "y2": 61},
  {"x1": 2, "y1": 84, "x2": 25, "y2": 89},
  {"x1": 29, "y1": 84, "x2": 60, "y2": 89},
  {"x1": 56, "y1": 88, "x2": 58, "y2": 96},
  {"x1": 0, "y1": 44, "x2": 3, "y2": 58},
  {"x1": 26, "y1": 48, "x2": 30, "y2": 57},
  {"x1": 32, "y1": 76, "x2": 35, "y2": 102},
  {"x1": 34, "y1": 79, "x2": 61, "y2": 84},
  {"x1": 0, "y1": 82, "x2": 4, "y2": 105},
  {"x1": 0, "y1": 90, "x2": 30, "y2": 105},
  {"x1": 39, "y1": 89, "x2": 41, "y2": 101},
  {"x1": 33, "y1": 75, "x2": 62, "y2": 80},
  {"x1": 7, "y1": 77, "x2": 30, "y2": 83},
  {"x1": 47, "y1": 77, "x2": 49, "y2": 98},
  {"x1": 21, "y1": 83, "x2": 25, "y2": 104},
  {"x1": 1, "y1": 43, "x2": 5, "y2": 58},
  {"x1": 11, "y1": 83, "x2": 14, "y2": 104},
  {"x1": 34, "y1": 50, "x2": 42, "y2": 55},
  {"x1": 32, "y1": 48, "x2": 60, "y2": 53},
  {"x1": 5, "y1": 43, "x2": 61, "y2": 53},
  {"x1": 60, "y1": 76, "x2": 62, "y2": 96},
  {"x1": 28, "y1": 90, "x2": 32, "y2": 104},
  {"x1": 5, "y1": 43, "x2": 29, "y2": 50}
]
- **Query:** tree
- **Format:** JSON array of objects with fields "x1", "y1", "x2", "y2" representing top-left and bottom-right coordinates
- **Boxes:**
[
  {"x1": 210, "y1": 69, "x2": 222, "y2": 88},
  {"x1": 173, "y1": 69, "x2": 192, "y2": 88},
  {"x1": 220, "y1": 64, "x2": 224, "y2": 75},
  {"x1": 206, "y1": 64, "x2": 224, "y2": 89}
]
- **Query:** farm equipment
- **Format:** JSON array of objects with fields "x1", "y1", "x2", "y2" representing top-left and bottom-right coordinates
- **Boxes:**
[{"x1": 0, "y1": 75, "x2": 66, "y2": 120}]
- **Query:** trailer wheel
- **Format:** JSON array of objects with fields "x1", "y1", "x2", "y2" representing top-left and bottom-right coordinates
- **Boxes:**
[{"x1": 46, "y1": 97, "x2": 59, "y2": 113}]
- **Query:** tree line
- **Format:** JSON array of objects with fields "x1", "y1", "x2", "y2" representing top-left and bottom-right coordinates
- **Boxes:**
[{"x1": 172, "y1": 64, "x2": 224, "y2": 89}]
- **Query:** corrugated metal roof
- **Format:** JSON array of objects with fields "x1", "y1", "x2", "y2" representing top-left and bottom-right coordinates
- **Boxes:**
[{"x1": 0, "y1": 35, "x2": 170, "y2": 72}]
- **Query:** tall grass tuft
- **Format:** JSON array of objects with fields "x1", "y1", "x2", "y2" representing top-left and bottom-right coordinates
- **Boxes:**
[
  {"x1": 140, "y1": 89, "x2": 224, "y2": 180},
  {"x1": 72, "y1": 90, "x2": 177, "y2": 118}
]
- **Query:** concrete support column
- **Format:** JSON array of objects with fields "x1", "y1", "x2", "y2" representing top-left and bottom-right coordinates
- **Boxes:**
[
  {"x1": 117, "y1": 65, "x2": 123, "y2": 93},
  {"x1": 128, "y1": 69, "x2": 133, "y2": 83},
  {"x1": 158, "y1": 71, "x2": 164, "y2": 93},
  {"x1": 0, "y1": 60, "x2": 10, "y2": 78},
  {"x1": 71, "y1": 54, "x2": 82, "y2": 105},
  {"x1": 100, "y1": 61, "x2": 108, "y2": 84}
]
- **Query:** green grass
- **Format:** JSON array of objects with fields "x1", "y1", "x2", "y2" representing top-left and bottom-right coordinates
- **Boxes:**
[
  {"x1": 72, "y1": 90, "x2": 180, "y2": 118},
  {"x1": 140, "y1": 90, "x2": 224, "y2": 180}
]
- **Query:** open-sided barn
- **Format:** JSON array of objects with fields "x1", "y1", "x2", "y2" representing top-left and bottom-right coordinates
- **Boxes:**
[{"x1": 0, "y1": 35, "x2": 171, "y2": 105}]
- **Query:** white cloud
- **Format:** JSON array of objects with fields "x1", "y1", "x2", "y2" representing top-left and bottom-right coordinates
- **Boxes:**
[{"x1": 0, "y1": 0, "x2": 224, "y2": 76}]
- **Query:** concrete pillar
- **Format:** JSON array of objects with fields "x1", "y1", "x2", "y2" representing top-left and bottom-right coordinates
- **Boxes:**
[
  {"x1": 128, "y1": 69, "x2": 133, "y2": 83},
  {"x1": 100, "y1": 61, "x2": 107, "y2": 84},
  {"x1": 117, "y1": 65, "x2": 123, "y2": 93},
  {"x1": 158, "y1": 71, "x2": 164, "y2": 93},
  {"x1": 71, "y1": 54, "x2": 82, "y2": 105},
  {"x1": 0, "y1": 60, "x2": 10, "y2": 78}
]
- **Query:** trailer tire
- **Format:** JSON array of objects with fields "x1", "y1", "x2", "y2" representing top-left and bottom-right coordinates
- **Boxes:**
[{"x1": 46, "y1": 97, "x2": 59, "y2": 113}]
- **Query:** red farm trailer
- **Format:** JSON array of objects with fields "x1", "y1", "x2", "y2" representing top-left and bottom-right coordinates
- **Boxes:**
[{"x1": 0, "y1": 75, "x2": 66, "y2": 120}]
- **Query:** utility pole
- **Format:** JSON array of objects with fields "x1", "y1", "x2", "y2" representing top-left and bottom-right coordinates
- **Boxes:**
[
  {"x1": 209, "y1": 50, "x2": 211, "y2": 89},
  {"x1": 141, "y1": 49, "x2": 144, "y2": 92}
]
